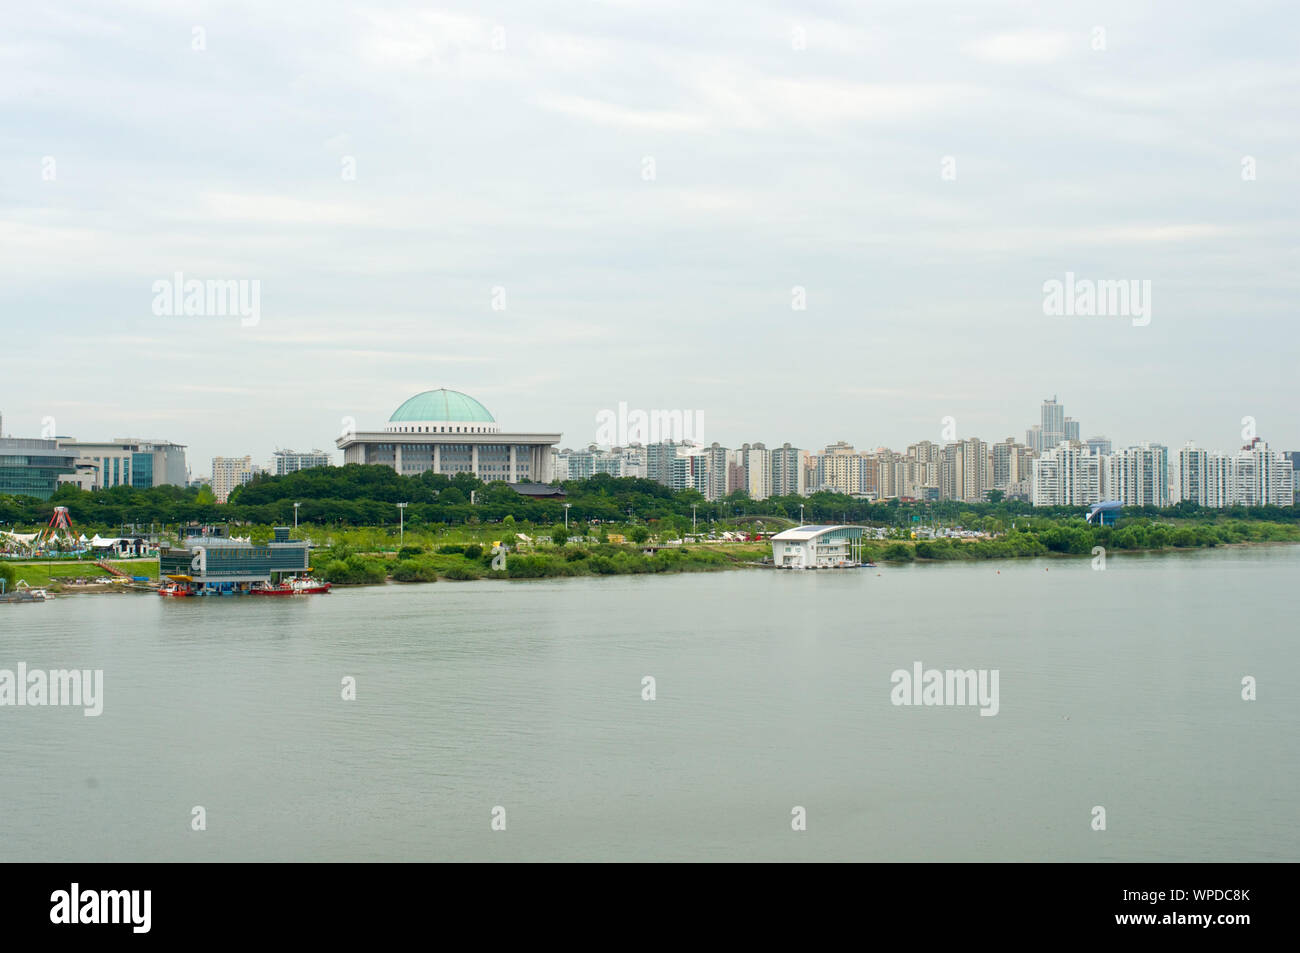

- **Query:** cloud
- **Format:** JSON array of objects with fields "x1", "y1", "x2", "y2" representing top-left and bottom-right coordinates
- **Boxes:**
[
  {"x1": 967, "y1": 31, "x2": 1071, "y2": 64},
  {"x1": 535, "y1": 94, "x2": 707, "y2": 130}
]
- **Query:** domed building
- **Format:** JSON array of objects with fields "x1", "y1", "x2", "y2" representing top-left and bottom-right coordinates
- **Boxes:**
[{"x1": 336, "y1": 389, "x2": 561, "y2": 483}]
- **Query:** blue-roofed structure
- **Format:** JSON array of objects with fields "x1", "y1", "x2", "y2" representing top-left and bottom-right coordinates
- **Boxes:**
[{"x1": 1086, "y1": 500, "x2": 1123, "y2": 525}]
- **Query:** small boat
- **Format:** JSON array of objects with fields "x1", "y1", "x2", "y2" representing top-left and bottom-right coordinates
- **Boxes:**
[
  {"x1": 0, "y1": 586, "x2": 47, "y2": 604},
  {"x1": 158, "y1": 583, "x2": 195, "y2": 597},
  {"x1": 252, "y1": 576, "x2": 332, "y2": 596}
]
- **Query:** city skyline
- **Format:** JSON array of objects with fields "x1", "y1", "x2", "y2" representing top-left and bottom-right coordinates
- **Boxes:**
[{"x1": 2, "y1": 390, "x2": 1289, "y2": 479}]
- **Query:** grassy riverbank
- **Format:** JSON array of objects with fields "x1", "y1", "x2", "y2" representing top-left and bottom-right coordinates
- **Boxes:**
[
  {"x1": 7, "y1": 516, "x2": 1298, "y2": 592},
  {"x1": 873, "y1": 518, "x2": 1300, "y2": 563},
  {"x1": 0, "y1": 559, "x2": 159, "y2": 591},
  {"x1": 312, "y1": 541, "x2": 772, "y2": 585},
  {"x1": 313, "y1": 518, "x2": 1300, "y2": 584}
]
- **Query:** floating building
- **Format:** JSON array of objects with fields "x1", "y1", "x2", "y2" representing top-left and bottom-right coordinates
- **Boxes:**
[
  {"x1": 770, "y1": 524, "x2": 866, "y2": 569},
  {"x1": 159, "y1": 526, "x2": 310, "y2": 594}
]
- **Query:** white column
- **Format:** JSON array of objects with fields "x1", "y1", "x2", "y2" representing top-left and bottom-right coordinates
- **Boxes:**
[
  {"x1": 394, "y1": 444, "x2": 402, "y2": 475},
  {"x1": 509, "y1": 445, "x2": 517, "y2": 483},
  {"x1": 471, "y1": 443, "x2": 478, "y2": 477}
]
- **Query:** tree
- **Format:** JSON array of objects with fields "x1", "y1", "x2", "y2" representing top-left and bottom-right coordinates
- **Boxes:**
[
  {"x1": 629, "y1": 526, "x2": 651, "y2": 544},
  {"x1": 551, "y1": 524, "x2": 569, "y2": 545}
]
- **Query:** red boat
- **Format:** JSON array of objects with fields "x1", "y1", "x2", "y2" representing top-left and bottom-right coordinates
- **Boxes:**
[
  {"x1": 252, "y1": 577, "x2": 332, "y2": 596},
  {"x1": 158, "y1": 583, "x2": 195, "y2": 597}
]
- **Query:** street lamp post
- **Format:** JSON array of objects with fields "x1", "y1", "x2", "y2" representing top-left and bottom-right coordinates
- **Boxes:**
[
  {"x1": 563, "y1": 503, "x2": 571, "y2": 536},
  {"x1": 692, "y1": 504, "x2": 697, "y2": 534},
  {"x1": 397, "y1": 502, "x2": 408, "y2": 546},
  {"x1": 293, "y1": 502, "x2": 300, "y2": 530},
  {"x1": 799, "y1": 503, "x2": 804, "y2": 525}
]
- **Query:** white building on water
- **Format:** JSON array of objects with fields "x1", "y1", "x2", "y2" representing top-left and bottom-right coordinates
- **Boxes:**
[{"x1": 770, "y1": 524, "x2": 866, "y2": 569}]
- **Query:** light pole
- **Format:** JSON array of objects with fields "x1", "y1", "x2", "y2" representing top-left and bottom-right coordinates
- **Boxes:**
[
  {"x1": 692, "y1": 504, "x2": 697, "y2": 534},
  {"x1": 397, "y1": 502, "x2": 408, "y2": 546},
  {"x1": 563, "y1": 503, "x2": 571, "y2": 534},
  {"x1": 799, "y1": 503, "x2": 804, "y2": 525},
  {"x1": 293, "y1": 502, "x2": 300, "y2": 530}
]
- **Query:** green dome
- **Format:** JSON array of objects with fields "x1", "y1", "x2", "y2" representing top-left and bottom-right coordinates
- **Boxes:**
[{"x1": 389, "y1": 389, "x2": 495, "y2": 423}]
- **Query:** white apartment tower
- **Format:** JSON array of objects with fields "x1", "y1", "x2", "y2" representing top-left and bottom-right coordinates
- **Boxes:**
[{"x1": 211, "y1": 455, "x2": 256, "y2": 503}]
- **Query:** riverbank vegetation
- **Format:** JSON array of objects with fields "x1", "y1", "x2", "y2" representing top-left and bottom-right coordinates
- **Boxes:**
[
  {"x1": 0, "y1": 559, "x2": 159, "y2": 590},
  {"x1": 5, "y1": 465, "x2": 1300, "y2": 531},
  {"x1": 4, "y1": 466, "x2": 1299, "y2": 585},
  {"x1": 313, "y1": 540, "x2": 770, "y2": 585}
]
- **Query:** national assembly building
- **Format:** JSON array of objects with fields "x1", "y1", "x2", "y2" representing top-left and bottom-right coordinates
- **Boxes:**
[{"x1": 335, "y1": 389, "x2": 562, "y2": 484}]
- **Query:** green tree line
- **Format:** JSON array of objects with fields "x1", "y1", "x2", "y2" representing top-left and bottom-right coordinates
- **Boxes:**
[{"x1": 2, "y1": 464, "x2": 1297, "y2": 531}]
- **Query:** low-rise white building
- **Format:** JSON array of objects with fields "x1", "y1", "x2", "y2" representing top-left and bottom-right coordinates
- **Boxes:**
[{"x1": 770, "y1": 524, "x2": 865, "y2": 569}]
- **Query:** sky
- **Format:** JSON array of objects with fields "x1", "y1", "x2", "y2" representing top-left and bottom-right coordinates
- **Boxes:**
[{"x1": 2, "y1": 1, "x2": 1297, "y2": 475}]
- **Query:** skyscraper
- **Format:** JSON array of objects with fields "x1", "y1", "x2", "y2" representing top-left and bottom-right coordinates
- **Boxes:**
[{"x1": 1040, "y1": 397, "x2": 1065, "y2": 450}]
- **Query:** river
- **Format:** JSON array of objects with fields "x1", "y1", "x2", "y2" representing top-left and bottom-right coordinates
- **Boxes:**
[{"x1": 1, "y1": 545, "x2": 1294, "y2": 861}]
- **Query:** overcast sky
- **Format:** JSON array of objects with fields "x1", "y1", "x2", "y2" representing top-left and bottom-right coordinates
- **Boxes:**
[{"x1": 3, "y1": 1, "x2": 1297, "y2": 473}]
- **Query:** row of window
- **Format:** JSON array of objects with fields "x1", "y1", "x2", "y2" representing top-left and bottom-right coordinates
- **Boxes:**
[{"x1": 390, "y1": 425, "x2": 496, "y2": 434}]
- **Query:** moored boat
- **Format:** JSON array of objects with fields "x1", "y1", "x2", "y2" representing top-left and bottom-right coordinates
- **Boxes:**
[
  {"x1": 0, "y1": 586, "x2": 47, "y2": 604},
  {"x1": 251, "y1": 576, "x2": 332, "y2": 596}
]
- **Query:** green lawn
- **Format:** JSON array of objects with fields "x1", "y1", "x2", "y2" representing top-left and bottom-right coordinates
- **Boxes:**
[{"x1": 2, "y1": 559, "x2": 158, "y2": 588}]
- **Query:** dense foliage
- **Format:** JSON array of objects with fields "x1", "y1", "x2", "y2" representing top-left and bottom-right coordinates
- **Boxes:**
[{"x1": 3, "y1": 465, "x2": 1298, "y2": 534}]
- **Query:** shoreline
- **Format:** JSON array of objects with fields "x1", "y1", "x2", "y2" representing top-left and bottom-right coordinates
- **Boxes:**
[{"x1": 9, "y1": 538, "x2": 1296, "y2": 597}]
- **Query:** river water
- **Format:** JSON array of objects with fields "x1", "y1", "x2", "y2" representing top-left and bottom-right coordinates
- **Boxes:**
[{"x1": 1, "y1": 545, "x2": 1295, "y2": 861}]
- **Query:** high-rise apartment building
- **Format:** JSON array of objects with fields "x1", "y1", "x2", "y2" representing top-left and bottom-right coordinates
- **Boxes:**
[
  {"x1": 940, "y1": 438, "x2": 989, "y2": 502},
  {"x1": 1108, "y1": 444, "x2": 1170, "y2": 508},
  {"x1": 668, "y1": 445, "x2": 709, "y2": 495},
  {"x1": 1030, "y1": 443, "x2": 1102, "y2": 506},
  {"x1": 1231, "y1": 439, "x2": 1294, "y2": 506},
  {"x1": 704, "y1": 443, "x2": 733, "y2": 501},
  {"x1": 272, "y1": 449, "x2": 331, "y2": 475},
  {"x1": 991, "y1": 438, "x2": 1032, "y2": 491},
  {"x1": 1176, "y1": 440, "x2": 1293, "y2": 508},
  {"x1": 904, "y1": 441, "x2": 942, "y2": 498},
  {"x1": 769, "y1": 443, "x2": 805, "y2": 497},
  {"x1": 739, "y1": 442, "x2": 773, "y2": 501},
  {"x1": 813, "y1": 441, "x2": 862, "y2": 495},
  {"x1": 211, "y1": 455, "x2": 256, "y2": 503}
]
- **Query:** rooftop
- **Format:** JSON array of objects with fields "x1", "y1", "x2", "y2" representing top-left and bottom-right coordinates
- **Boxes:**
[
  {"x1": 771, "y1": 524, "x2": 857, "y2": 541},
  {"x1": 389, "y1": 389, "x2": 495, "y2": 424}
]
